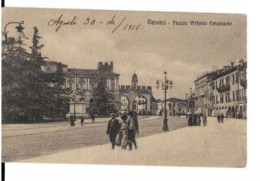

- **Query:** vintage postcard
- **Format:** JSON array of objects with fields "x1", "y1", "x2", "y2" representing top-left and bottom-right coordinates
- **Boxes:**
[{"x1": 2, "y1": 8, "x2": 247, "y2": 167}]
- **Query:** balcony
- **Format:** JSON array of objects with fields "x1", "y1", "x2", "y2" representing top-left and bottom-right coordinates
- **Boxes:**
[
  {"x1": 240, "y1": 79, "x2": 247, "y2": 89},
  {"x1": 216, "y1": 84, "x2": 230, "y2": 93}
]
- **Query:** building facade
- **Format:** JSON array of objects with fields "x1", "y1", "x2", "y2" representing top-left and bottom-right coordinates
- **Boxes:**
[
  {"x1": 212, "y1": 60, "x2": 247, "y2": 118},
  {"x1": 156, "y1": 98, "x2": 188, "y2": 116},
  {"x1": 194, "y1": 72, "x2": 214, "y2": 116},
  {"x1": 193, "y1": 60, "x2": 247, "y2": 118}
]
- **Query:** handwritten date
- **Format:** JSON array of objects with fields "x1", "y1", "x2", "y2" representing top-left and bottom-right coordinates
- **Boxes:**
[{"x1": 48, "y1": 14, "x2": 141, "y2": 33}]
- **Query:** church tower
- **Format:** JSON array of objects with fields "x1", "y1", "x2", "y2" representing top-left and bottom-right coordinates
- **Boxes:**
[{"x1": 131, "y1": 71, "x2": 138, "y2": 89}]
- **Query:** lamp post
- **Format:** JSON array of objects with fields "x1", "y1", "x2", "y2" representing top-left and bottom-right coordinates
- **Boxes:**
[
  {"x1": 188, "y1": 88, "x2": 195, "y2": 113},
  {"x1": 73, "y1": 91, "x2": 76, "y2": 118},
  {"x1": 156, "y1": 71, "x2": 173, "y2": 131},
  {"x1": 2, "y1": 21, "x2": 26, "y2": 42}
]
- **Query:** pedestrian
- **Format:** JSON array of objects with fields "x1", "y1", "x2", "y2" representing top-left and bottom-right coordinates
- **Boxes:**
[
  {"x1": 193, "y1": 113, "x2": 197, "y2": 126},
  {"x1": 91, "y1": 114, "x2": 95, "y2": 123},
  {"x1": 119, "y1": 113, "x2": 128, "y2": 149},
  {"x1": 217, "y1": 114, "x2": 221, "y2": 123},
  {"x1": 188, "y1": 114, "x2": 192, "y2": 126},
  {"x1": 81, "y1": 116, "x2": 84, "y2": 127},
  {"x1": 106, "y1": 113, "x2": 120, "y2": 150},
  {"x1": 203, "y1": 114, "x2": 207, "y2": 126},
  {"x1": 197, "y1": 114, "x2": 201, "y2": 126},
  {"x1": 220, "y1": 113, "x2": 224, "y2": 123},
  {"x1": 70, "y1": 115, "x2": 75, "y2": 127},
  {"x1": 125, "y1": 111, "x2": 138, "y2": 151}
]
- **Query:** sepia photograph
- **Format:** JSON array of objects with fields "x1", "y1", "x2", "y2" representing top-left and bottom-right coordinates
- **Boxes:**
[{"x1": 2, "y1": 7, "x2": 247, "y2": 168}]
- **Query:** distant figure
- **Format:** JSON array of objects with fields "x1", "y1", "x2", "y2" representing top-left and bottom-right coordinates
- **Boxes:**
[
  {"x1": 188, "y1": 114, "x2": 192, "y2": 126},
  {"x1": 81, "y1": 116, "x2": 84, "y2": 127},
  {"x1": 106, "y1": 113, "x2": 120, "y2": 150},
  {"x1": 91, "y1": 114, "x2": 95, "y2": 123},
  {"x1": 70, "y1": 115, "x2": 75, "y2": 127},
  {"x1": 217, "y1": 114, "x2": 221, "y2": 123},
  {"x1": 197, "y1": 114, "x2": 201, "y2": 126},
  {"x1": 220, "y1": 113, "x2": 224, "y2": 123},
  {"x1": 133, "y1": 111, "x2": 139, "y2": 137},
  {"x1": 193, "y1": 114, "x2": 197, "y2": 126},
  {"x1": 203, "y1": 114, "x2": 207, "y2": 126}
]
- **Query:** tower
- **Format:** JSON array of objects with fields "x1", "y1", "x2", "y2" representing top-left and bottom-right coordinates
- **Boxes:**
[{"x1": 131, "y1": 71, "x2": 138, "y2": 89}]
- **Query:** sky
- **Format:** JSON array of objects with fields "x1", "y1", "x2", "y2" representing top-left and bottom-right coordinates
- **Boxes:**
[{"x1": 2, "y1": 8, "x2": 247, "y2": 99}]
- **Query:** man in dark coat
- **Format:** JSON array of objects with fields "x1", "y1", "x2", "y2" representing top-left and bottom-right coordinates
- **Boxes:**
[
  {"x1": 203, "y1": 114, "x2": 207, "y2": 126},
  {"x1": 220, "y1": 113, "x2": 224, "y2": 123},
  {"x1": 188, "y1": 114, "x2": 192, "y2": 126},
  {"x1": 193, "y1": 114, "x2": 197, "y2": 126},
  {"x1": 217, "y1": 114, "x2": 221, "y2": 123},
  {"x1": 125, "y1": 111, "x2": 139, "y2": 150},
  {"x1": 81, "y1": 116, "x2": 84, "y2": 127},
  {"x1": 106, "y1": 113, "x2": 120, "y2": 150}
]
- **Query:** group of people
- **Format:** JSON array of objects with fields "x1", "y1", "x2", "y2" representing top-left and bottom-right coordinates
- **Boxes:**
[
  {"x1": 217, "y1": 113, "x2": 225, "y2": 123},
  {"x1": 188, "y1": 113, "x2": 207, "y2": 127},
  {"x1": 106, "y1": 111, "x2": 139, "y2": 151}
]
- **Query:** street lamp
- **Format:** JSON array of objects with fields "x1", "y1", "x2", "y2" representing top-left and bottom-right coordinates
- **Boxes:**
[
  {"x1": 73, "y1": 91, "x2": 77, "y2": 118},
  {"x1": 2, "y1": 21, "x2": 27, "y2": 42},
  {"x1": 156, "y1": 71, "x2": 173, "y2": 131}
]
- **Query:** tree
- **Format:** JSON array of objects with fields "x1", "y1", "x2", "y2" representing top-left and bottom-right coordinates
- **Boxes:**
[
  {"x1": 43, "y1": 62, "x2": 70, "y2": 118},
  {"x1": 88, "y1": 76, "x2": 116, "y2": 116},
  {"x1": 2, "y1": 26, "x2": 69, "y2": 123},
  {"x1": 28, "y1": 27, "x2": 69, "y2": 119}
]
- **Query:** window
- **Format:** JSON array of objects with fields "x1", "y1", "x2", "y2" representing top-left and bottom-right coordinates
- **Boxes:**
[
  {"x1": 226, "y1": 92, "x2": 230, "y2": 102},
  {"x1": 236, "y1": 73, "x2": 239, "y2": 83},
  {"x1": 236, "y1": 90, "x2": 239, "y2": 101},
  {"x1": 226, "y1": 76, "x2": 230, "y2": 85},
  {"x1": 111, "y1": 78, "x2": 115, "y2": 91},
  {"x1": 232, "y1": 74, "x2": 235, "y2": 84},
  {"x1": 69, "y1": 82, "x2": 73, "y2": 89},
  {"x1": 89, "y1": 78, "x2": 95, "y2": 90},
  {"x1": 233, "y1": 91, "x2": 235, "y2": 102},
  {"x1": 220, "y1": 94, "x2": 223, "y2": 103}
]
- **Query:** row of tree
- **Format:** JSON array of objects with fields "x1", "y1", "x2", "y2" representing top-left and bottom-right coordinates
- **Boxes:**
[{"x1": 2, "y1": 27, "x2": 69, "y2": 123}]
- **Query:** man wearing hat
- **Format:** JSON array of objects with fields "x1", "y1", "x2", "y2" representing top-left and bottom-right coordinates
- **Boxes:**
[
  {"x1": 125, "y1": 111, "x2": 138, "y2": 150},
  {"x1": 106, "y1": 113, "x2": 120, "y2": 150}
]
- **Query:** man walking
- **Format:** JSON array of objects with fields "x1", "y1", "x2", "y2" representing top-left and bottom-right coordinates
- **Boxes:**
[
  {"x1": 217, "y1": 114, "x2": 221, "y2": 123},
  {"x1": 81, "y1": 116, "x2": 84, "y2": 127},
  {"x1": 106, "y1": 113, "x2": 120, "y2": 150},
  {"x1": 220, "y1": 113, "x2": 224, "y2": 123},
  {"x1": 125, "y1": 111, "x2": 139, "y2": 151},
  {"x1": 203, "y1": 114, "x2": 207, "y2": 126}
]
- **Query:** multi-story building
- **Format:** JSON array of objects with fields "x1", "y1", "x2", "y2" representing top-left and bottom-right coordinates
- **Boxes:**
[
  {"x1": 193, "y1": 60, "x2": 247, "y2": 119},
  {"x1": 194, "y1": 72, "x2": 214, "y2": 116},
  {"x1": 211, "y1": 60, "x2": 247, "y2": 118}
]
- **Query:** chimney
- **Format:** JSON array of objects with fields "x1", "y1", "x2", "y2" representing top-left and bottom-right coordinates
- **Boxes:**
[
  {"x1": 239, "y1": 59, "x2": 244, "y2": 65},
  {"x1": 231, "y1": 62, "x2": 234, "y2": 68},
  {"x1": 110, "y1": 61, "x2": 114, "y2": 72}
]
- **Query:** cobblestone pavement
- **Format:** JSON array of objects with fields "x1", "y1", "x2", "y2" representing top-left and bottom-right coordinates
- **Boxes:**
[
  {"x1": 2, "y1": 116, "x2": 187, "y2": 162},
  {"x1": 20, "y1": 117, "x2": 246, "y2": 167}
]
